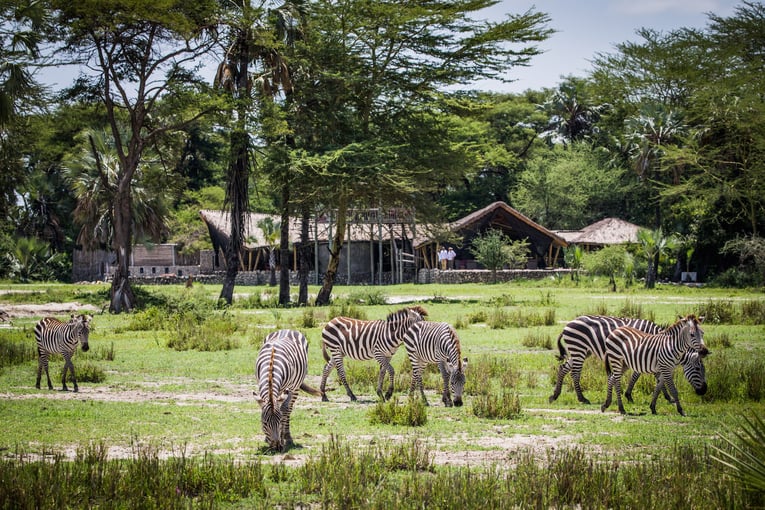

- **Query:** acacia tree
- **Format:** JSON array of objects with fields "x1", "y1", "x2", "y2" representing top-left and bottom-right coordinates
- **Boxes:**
[
  {"x1": 54, "y1": 0, "x2": 217, "y2": 312},
  {"x1": 293, "y1": 0, "x2": 553, "y2": 305}
]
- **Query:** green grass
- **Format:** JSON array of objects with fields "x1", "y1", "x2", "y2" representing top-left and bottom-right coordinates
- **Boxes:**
[{"x1": 0, "y1": 279, "x2": 764, "y2": 506}]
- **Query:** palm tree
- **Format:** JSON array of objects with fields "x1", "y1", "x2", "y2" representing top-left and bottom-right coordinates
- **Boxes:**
[
  {"x1": 540, "y1": 78, "x2": 607, "y2": 146},
  {"x1": 257, "y1": 217, "x2": 280, "y2": 286},
  {"x1": 637, "y1": 227, "x2": 677, "y2": 289},
  {"x1": 624, "y1": 104, "x2": 687, "y2": 228},
  {"x1": 64, "y1": 129, "x2": 168, "y2": 267},
  {"x1": 215, "y1": 0, "x2": 305, "y2": 306}
]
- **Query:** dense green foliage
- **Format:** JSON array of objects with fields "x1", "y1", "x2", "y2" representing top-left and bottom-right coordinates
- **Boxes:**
[{"x1": 1, "y1": 0, "x2": 764, "y2": 292}]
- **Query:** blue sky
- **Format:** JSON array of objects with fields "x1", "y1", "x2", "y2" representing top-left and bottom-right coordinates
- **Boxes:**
[{"x1": 477, "y1": 0, "x2": 742, "y2": 93}]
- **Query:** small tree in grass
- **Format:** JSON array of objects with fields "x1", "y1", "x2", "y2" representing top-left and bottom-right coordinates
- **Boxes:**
[
  {"x1": 470, "y1": 230, "x2": 530, "y2": 283},
  {"x1": 582, "y1": 245, "x2": 627, "y2": 292}
]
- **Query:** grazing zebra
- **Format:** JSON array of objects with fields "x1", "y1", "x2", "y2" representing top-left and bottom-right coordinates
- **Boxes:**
[
  {"x1": 624, "y1": 348, "x2": 708, "y2": 404},
  {"x1": 403, "y1": 321, "x2": 468, "y2": 407},
  {"x1": 34, "y1": 314, "x2": 92, "y2": 392},
  {"x1": 549, "y1": 315, "x2": 664, "y2": 404},
  {"x1": 255, "y1": 329, "x2": 321, "y2": 452},
  {"x1": 601, "y1": 314, "x2": 708, "y2": 416},
  {"x1": 320, "y1": 305, "x2": 428, "y2": 402}
]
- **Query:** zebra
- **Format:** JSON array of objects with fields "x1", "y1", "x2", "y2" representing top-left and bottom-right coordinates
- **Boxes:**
[
  {"x1": 624, "y1": 348, "x2": 708, "y2": 404},
  {"x1": 255, "y1": 329, "x2": 321, "y2": 452},
  {"x1": 549, "y1": 315, "x2": 664, "y2": 404},
  {"x1": 403, "y1": 321, "x2": 468, "y2": 407},
  {"x1": 34, "y1": 314, "x2": 92, "y2": 392},
  {"x1": 320, "y1": 305, "x2": 428, "y2": 402},
  {"x1": 601, "y1": 314, "x2": 709, "y2": 416}
]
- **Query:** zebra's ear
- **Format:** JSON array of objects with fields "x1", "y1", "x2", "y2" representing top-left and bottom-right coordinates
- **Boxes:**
[
  {"x1": 253, "y1": 393, "x2": 264, "y2": 407},
  {"x1": 697, "y1": 315, "x2": 705, "y2": 324}
]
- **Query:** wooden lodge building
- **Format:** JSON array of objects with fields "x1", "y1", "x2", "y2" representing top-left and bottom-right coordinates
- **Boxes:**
[{"x1": 73, "y1": 202, "x2": 571, "y2": 284}]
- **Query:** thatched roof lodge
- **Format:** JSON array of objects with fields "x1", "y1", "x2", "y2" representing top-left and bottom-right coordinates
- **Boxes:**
[
  {"x1": 555, "y1": 217, "x2": 644, "y2": 251},
  {"x1": 414, "y1": 202, "x2": 568, "y2": 269}
]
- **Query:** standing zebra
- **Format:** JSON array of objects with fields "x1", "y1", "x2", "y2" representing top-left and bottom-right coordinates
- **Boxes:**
[
  {"x1": 549, "y1": 315, "x2": 664, "y2": 404},
  {"x1": 602, "y1": 314, "x2": 708, "y2": 416},
  {"x1": 320, "y1": 305, "x2": 428, "y2": 402},
  {"x1": 403, "y1": 321, "x2": 468, "y2": 407},
  {"x1": 34, "y1": 314, "x2": 92, "y2": 392},
  {"x1": 255, "y1": 329, "x2": 321, "y2": 452}
]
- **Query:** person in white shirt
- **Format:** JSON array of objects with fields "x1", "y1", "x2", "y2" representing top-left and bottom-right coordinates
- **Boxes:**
[
  {"x1": 438, "y1": 247, "x2": 448, "y2": 270},
  {"x1": 446, "y1": 247, "x2": 456, "y2": 269}
]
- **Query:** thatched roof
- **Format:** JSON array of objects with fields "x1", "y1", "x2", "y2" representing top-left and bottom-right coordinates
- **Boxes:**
[
  {"x1": 559, "y1": 217, "x2": 644, "y2": 246},
  {"x1": 199, "y1": 210, "x2": 416, "y2": 252},
  {"x1": 413, "y1": 201, "x2": 567, "y2": 250}
]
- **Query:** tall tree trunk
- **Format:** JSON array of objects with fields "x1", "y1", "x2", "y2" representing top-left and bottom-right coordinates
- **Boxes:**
[
  {"x1": 110, "y1": 189, "x2": 135, "y2": 313},
  {"x1": 109, "y1": 171, "x2": 138, "y2": 313},
  {"x1": 298, "y1": 207, "x2": 310, "y2": 305},
  {"x1": 316, "y1": 202, "x2": 347, "y2": 306},
  {"x1": 278, "y1": 183, "x2": 291, "y2": 306},
  {"x1": 219, "y1": 129, "x2": 249, "y2": 305}
]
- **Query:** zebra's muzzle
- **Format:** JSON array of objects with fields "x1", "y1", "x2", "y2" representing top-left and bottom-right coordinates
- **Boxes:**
[
  {"x1": 81, "y1": 343, "x2": 90, "y2": 352},
  {"x1": 453, "y1": 398, "x2": 463, "y2": 407},
  {"x1": 695, "y1": 383, "x2": 708, "y2": 396}
]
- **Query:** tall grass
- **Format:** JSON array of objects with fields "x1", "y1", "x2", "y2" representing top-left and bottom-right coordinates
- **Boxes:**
[{"x1": 0, "y1": 328, "x2": 36, "y2": 368}]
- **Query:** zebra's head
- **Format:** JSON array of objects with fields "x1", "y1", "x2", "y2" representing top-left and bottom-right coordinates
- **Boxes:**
[
  {"x1": 678, "y1": 314, "x2": 708, "y2": 356},
  {"x1": 68, "y1": 314, "x2": 92, "y2": 352},
  {"x1": 449, "y1": 357, "x2": 468, "y2": 407},
  {"x1": 680, "y1": 350, "x2": 708, "y2": 396},
  {"x1": 257, "y1": 397, "x2": 286, "y2": 451}
]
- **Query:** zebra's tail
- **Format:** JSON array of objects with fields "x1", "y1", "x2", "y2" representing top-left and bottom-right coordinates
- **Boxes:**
[
  {"x1": 604, "y1": 356, "x2": 612, "y2": 377},
  {"x1": 300, "y1": 382, "x2": 323, "y2": 397},
  {"x1": 322, "y1": 342, "x2": 330, "y2": 363},
  {"x1": 554, "y1": 333, "x2": 567, "y2": 361}
]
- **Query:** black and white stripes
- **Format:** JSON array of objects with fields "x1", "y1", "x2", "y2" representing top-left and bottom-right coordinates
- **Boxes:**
[
  {"x1": 549, "y1": 315, "x2": 664, "y2": 404},
  {"x1": 34, "y1": 314, "x2": 92, "y2": 392},
  {"x1": 320, "y1": 306, "x2": 428, "y2": 402},
  {"x1": 601, "y1": 314, "x2": 709, "y2": 416},
  {"x1": 255, "y1": 329, "x2": 321, "y2": 452},
  {"x1": 403, "y1": 321, "x2": 468, "y2": 407}
]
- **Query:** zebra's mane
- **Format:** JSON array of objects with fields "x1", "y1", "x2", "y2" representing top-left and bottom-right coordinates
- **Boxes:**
[
  {"x1": 667, "y1": 314, "x2": 698, "y2": 333},
  {"x1": 449, "y1": 325, "x2": 462, "y2": 370},
  {"x1": 386, "y1": 305, "x2": 428, "y2": 322},
  {"x1": 267, "y1": 346, "x2": 276, "y2": 410}
]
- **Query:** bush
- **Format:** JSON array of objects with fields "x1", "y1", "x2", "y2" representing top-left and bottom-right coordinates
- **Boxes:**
[
  {"x1": 522, "y1": 329, "x2": 553, "y2": 350},
  {"x1": 328, "y1": 303, "x2": 367, "y2": 321},
  {"x1": 471, "y1": 391, "x2": 522, "y2": 419},
  {"x1": 369, "y1": 397, "x2": 427, "y2": 426},
  {"x1": 67, "y1": 362, "x2": 106, "y2": 384}
]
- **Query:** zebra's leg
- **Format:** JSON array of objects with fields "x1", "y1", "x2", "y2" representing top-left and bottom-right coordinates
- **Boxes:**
[
  {"x1": 625, "y1": 371, "x2": 640, "y2": 403},
  {"x1": 651, "y1": 374, "x2": 665, "y2": 414},
  {"x1": 36, "y1": 353, "x2": 53, "y2": 390},
  {"x1": 409, "y1": 363, "x2": 429, "y2": 406},
  {"x1": 438, "y1": 361, "x2": 452, "y2": 407},
  {"x1": 334, "y1": 357, "x2": 357, "y2": 402},
  {"x1": 280, "y1": 392, "x2": 296, "y2": 451},
  {"x1": 656, "y1": 371, "x2": 685, "y2": 416},
  {"x1": 320, "y1": 360, "x2": 334, "y2": 402},
  {"x1": 614, "y1": 372, "x2": 626, "y2": 414},
  {"x1": 63, "y1": 354, "x2": 77, "y2": 392},
  {"x1": 601, "y1": 372, "x2": 614, "y2": 412},
  {"x1": 549, "y1": 359, "x2": 572, "y2": 403},
  {"x1": 374, "y1": 354, "x2": 395, "y2": 401},
  {"x1": 570, "y1": 359, "x2": 591, "y2": 404}
]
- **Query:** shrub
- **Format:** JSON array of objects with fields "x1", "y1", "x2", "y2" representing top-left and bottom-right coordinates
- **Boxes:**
[
  {"x1": 472, "y1": 391, "x2": 522, "y2": 419},
  {"x1": 167, "y1": 312, "x2": 242, "y2": 351},
  {"x1": 522, "y1": 329, "x2": 553, "y2": 350},
  {"x1": 328, "y1": 303, "x2": 367, "y2": 321},
  {"x1": 699, "y1": 299, "x2": 737, "y2": 324},
  {"x1": 369, "y1": 397, "x2": 427, "y2": 426},
  {"x1": 67, "y1": 361, "x2": 106, "y2": 384},
  {"x1": 740, "y1": 299, "x2": 765, "y2": 325},
  {"x1": 344, "y1": 289, "x2": 387, "y2": 306}
]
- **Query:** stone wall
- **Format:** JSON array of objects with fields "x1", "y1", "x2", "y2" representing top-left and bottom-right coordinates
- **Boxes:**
[{"x1": 417, "y1": 268, "x2": 570, "y2": 284}]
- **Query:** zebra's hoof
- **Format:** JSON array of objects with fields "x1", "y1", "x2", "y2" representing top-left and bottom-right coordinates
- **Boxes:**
[
  {"x1": 321, "y1": 395, "x2": 329, "y2": 402},
  {"x1": 548, "y1": 395, "x2": 557, "y2": 403},
  {"x1": 579, "y1": 398, "x2": 591, "y2": 405}
]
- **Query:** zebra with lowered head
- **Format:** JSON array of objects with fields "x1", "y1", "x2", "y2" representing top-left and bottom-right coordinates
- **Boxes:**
[
  {"x1": 624, "y1": 348, "x2": 707, "y2": 404},
  {"x1": 549, "y1": 315, "x2": 665, "y2": 404},
  {"x1": 403, "y1": 321, "x2": 468, "y2": 407},
  {"x1": 34, "y1": 314, "x2": 92, "y2": 392},
  {"x1": 255, "y1": 329, "x2": 321, "y2": 452},
  {"x1": 602, "y1": 314, "x2": 709, "y2": 416},
  {"x1": 320, "y1": 305, "x2": 428, "y2": 402}
]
